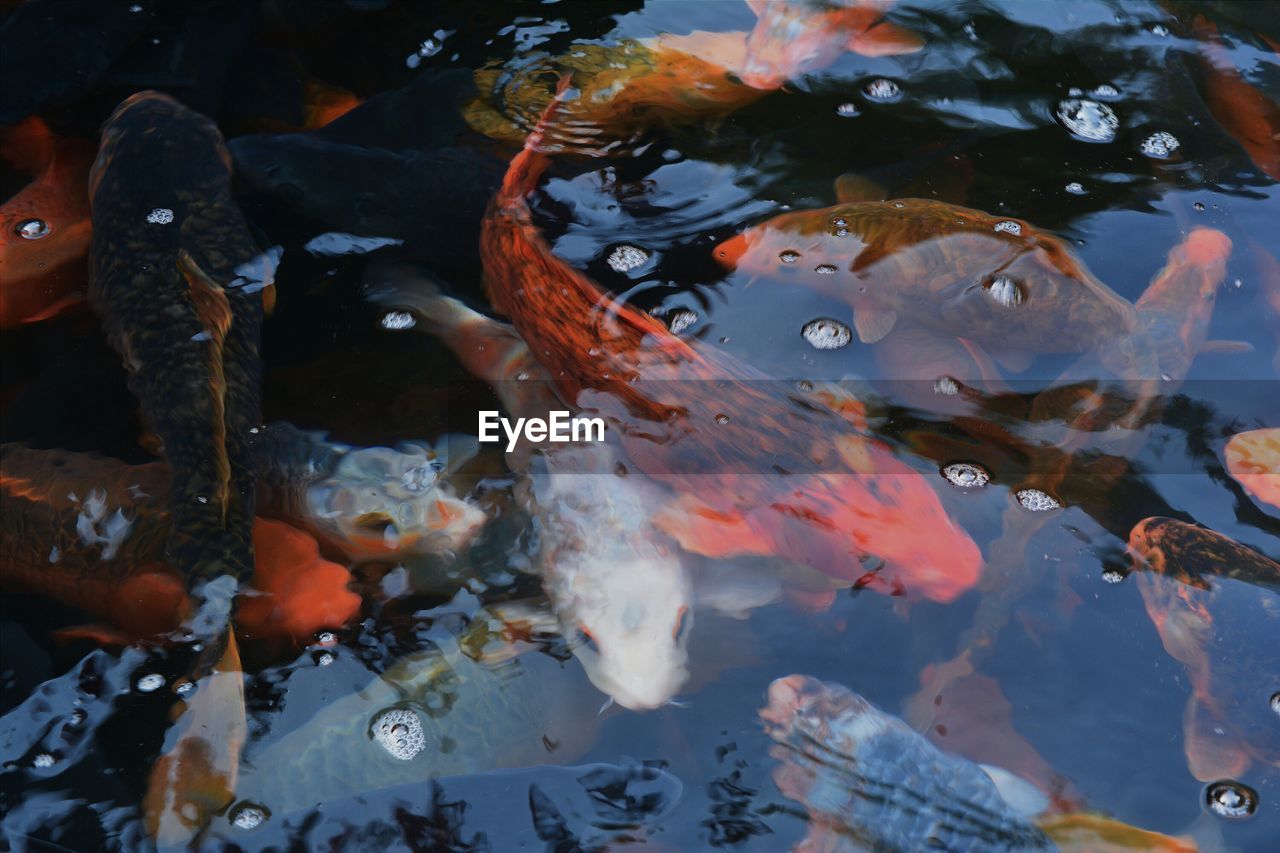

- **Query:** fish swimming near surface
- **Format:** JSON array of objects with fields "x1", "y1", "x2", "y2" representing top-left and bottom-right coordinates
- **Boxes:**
[
  {"x1": 230, "y1": 602, "x2": 600, "y2": 816},
  {"x1": 481, "y1": 80, "x2": 982, "y2": 605},
  {"x1": 1223, "y1": 427, "x2": 1280, "y2": 511},
  {"x1": 761, "y1": 675, "x2": 1197, "y2": 852},
  {"x1": 368, "y1": 271, "x2": 693, "y2": 710},
  {"x1": 0, "y1": 117, "x2": 94, "y2": 328},
  {"x1": 1128, "y1": 517, "x2": 1280, "y2": 782},
  {"x1": 88, "y1": 91, "x2": 271, "y2": 642},
  {"x1": 464, "y1": 1, "x2": 922, "y2": 155}
]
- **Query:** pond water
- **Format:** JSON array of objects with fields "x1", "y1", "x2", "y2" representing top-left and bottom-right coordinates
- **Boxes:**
[{"x1": 2, "y1": 0, "x2": 1278, "y2": 850}]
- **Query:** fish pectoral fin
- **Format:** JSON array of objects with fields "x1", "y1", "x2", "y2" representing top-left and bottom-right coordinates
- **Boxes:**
[
  {"x1": 849, "y1": 21, "x2": 925, "y2": 57},
  {"x1": 852, "y1": 305, "x2": 898, "y2": 343},
  {"x1": 834, "y1": 173, "x2": 886, "y2": 203},
  {"x1": 654, "y1": 495, "x2": 775, "y2": 558},
  {"x1": 1198, "y1": 338, "x2": 1254, "y2": 355}
]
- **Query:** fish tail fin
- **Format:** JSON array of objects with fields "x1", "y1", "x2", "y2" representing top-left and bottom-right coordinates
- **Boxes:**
[{"x1": 499, "y1": 74, "x2": 575, "y2": 201}]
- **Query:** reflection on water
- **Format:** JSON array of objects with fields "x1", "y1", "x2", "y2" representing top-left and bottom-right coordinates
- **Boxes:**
[{"x1": 2, "y1": 0, "x2": 1278, "y2": 850}]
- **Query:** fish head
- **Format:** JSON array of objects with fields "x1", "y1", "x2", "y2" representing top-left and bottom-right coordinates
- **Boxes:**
[
  {"x1": 741, "y1": 1, "x2": 914, "y2": 89},
  {"x1": 566, "y1": 553, "x2": 692, "y2": 710},
  {"x1": 713, "y1": 206, "x2": 850, "y2": 277},
  {"x1": 305, "y1": 445, "x2": 486, "y2": 561},
  {"x1": 760, "y1": 674, "x2": 880, "y2": 749}
]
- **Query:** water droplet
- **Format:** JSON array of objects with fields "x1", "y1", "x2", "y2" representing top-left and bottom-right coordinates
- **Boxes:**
[
  {"x1": 832, "y1": 218, "x2": 848, "y2": 227},
  {"x1": 1065, "y1": 182, "x2": 1087, "y2": 195},
  {"x1": 942, "y1": 462, "x2": 990, "y2": 488},
  {"x1": 176, "y1": 681, "x2": 195, "y2": 696},
  {"x1": 145, "y1": 208, "x2": 174, "y2": 225},
  {"x1": 714, "y1": 413, "x2": 731, "y2": 425},
  {"x1": 1016, "y1": 488, "x2": 1062, "y2": 511},
  {"x1": 668, "y1": 309, "x2": 698, "y2": 335},
  {"x1": 893, "y1": 202, "x2": 905, "y2": 209},
  {"x1": 230, "y1": 803, "x2": 269, "y2": 830},
  {"x1": 16, "y1": 218, "x2": 49, "y2": 239},
  {"x1": 1101, "y1": 568, "x2": 1127, "y2": 584},
  {"x1": 797, "y1": 380, "x2": 815, "y2": 392},
  {"x1": 195, "y1": 495, "x2": 208, "y2": 504},
  {"x1": 779, "y1": 250, "x2": 801, "y2": 264},
  {"x1": 984, "y1": 275, "x2": 1024, "y2": 308},
  {"x1": 801, "y1": 318, "x2": 853, "y2": 350},
  {"x1": 417, "y1": 37, "x2": 441, "y2": 57},
  {"x1": 1270, "y1": 692, "x2": 1280, "y2": 717},
  {"x1": 32, "y1": 753, "x2": 55, "y2": 768},
  {"x1": 1091, "y1": 83, "x2": 1120, "y2": 99},
  {"x1": 1193, "y1": 202, "x2": 1205, "y2": 211},
  {"x1": 993, "y1": 220, "x2": 1022, "y2": 236},
  {"x1": 317, "y1": 651, "x2": 335, "y2": 667},
  {"x1": 371, "y1": 708, "x2": 425, "y2": 760},
  {"x1": 380, "y1": 311, "x2": 416, "y2": 330},
  {"x1": 814, "y1": 264, "x2": 838, "y2": 275},
  {"x1": 1149, "y1": 23, "x2": 1170, "y2": 36},
  {"x1": 316, "y1": 631, "x2": 337, "y2": 646},
  {"x1": 1140, "y1": 131, "x2": 1180, "y2": 159},
  {"x1": 1056, "y1": 99, "x2": 1119, "y2": 143},
  {"x1": 606, "y1": 244, "x2": 649, "y2": 273},
  {"x1": 863, "y1": 78, "x2": 901, "y2": 102},
  {"x1": 136, "y1": 673, "x2": 164, "y2": 693},
  {"x1": 934, "y1": 376, "x2": 959, "y2": 396},
  {"x1": 836, "y1": 102, "x2": 860, "y2": 118},
  {"x1": 1205, "y1": 781, "x2": 1257, "y2": 819}
]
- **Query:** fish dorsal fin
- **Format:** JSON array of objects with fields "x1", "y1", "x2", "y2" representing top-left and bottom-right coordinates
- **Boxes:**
[
  {"x1": 853, "y1": 305, "x2": 897, "y2": 343},
  {"x1": 746, "y1": 0, "x2": 767, "y2": 16},
  {"x1": 849, "y1": 20, "x2": 925, "y2": 57},
  {"x1": 835, "y1": 173, "x2": 886, "y2": 203},
  {"x1": 979, "y1": 764, "x2": 1050, "y2": 819}
]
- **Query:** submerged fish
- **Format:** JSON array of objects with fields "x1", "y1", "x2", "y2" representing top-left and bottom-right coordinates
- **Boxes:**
[
  {"x1": 1128, "y1": 517, "x2": 1280, "y2": 781},
  {"x1": 761, "y1": 675, "x2": 1195, "y2": 851},
  {"x1": 1223, "y1": 427, "x2": 1280, "y2": 511},
  {"x1": 0, "y1": 443, "x2": 362, "y2": 645},
  {"x1": 481, "y1": 81, "x2": 981, "y2": 604},
  {"x1": 231, "y1": 604, "x2": 598, "y2": 815},
  {"x1": 0, "y1": 117, "x2": 94, "y2": 328},
  {"x1": 713, "y1": 188, "x2": 1148, "y2": 373},
  {"x1": 368, "y1": 272, "x2": 691, "y2": 710},
  {"x1": 464, "y1": 2, "x2": 921, "y2": 154},
  {"x1": 89, "y1": 91, "x2": 270, "y2": 638}
]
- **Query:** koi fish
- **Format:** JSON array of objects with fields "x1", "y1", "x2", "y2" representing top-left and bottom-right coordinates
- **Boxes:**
[
  {"x1": 761, "y1": 675, "x2": 1196, "y2": 852},
  {"x1": 89, "y1": 92, "x2": 269, "y2": 639},
  {"x1": 1223, "y1": 427, "x2": 1280, "y2": 511},
  {"x1": 740, "y1": 0, "x2": 924, "y2": 89},
  {"x1": 713, "y1": 185, "x2": 1149, "y2": 374},
  {"x1": 368, "y1": 272, "x2": 692, "y2": 710},
  {"x1": 0, "y1": 117, "x2": 94, "y2": 328},
  {"x1": 481, "y1": 81, "x2": 981, "y2": 603},
  {"x1": 1185, "y1": 15, "x2": 1280, "y2": 181},
  {"x1": 231, "y1": 602, "x2": 599, "y2": 815},
  {"x1": 1128, "y1": 517, "x2": 1280, "y2": 781},
  {"x1": 464, "y1": 1, "x2": 922, "y2": 154},
  {"x1": 0, "y1": 443, "x2": 361, "y2": 645}
]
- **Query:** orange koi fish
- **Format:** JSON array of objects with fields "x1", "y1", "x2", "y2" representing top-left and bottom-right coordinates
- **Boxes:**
[
  {"x1": 480, "y1": 82, "x2": 981, "y2": 604},
  {"x1": 1224, "y1": 427, "x2": 1280, "y2": 511},
  {"x1": 0, "y1": 116, "x2": 93, "y2": 328},
  {"x1": 1187, "y1": 15, "x2": 1280, "y2": 181},
  {"x1": 740, "y1": 0, "x2": 923, "y2": 89}
]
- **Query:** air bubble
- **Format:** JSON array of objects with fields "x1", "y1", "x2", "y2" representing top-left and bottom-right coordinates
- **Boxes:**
[
  {"x1": 316, "y1": 631, "x2": 337, "y2": 645},
  {"x1": 136, "y1": 673, "x2": 164, "y2": 693},
  {"x1": 317, "y1": 652, "x2": 335, "y2": 667},
  {"x1": 17, "y1": 219, "x2": 49, "y2": 239},
  {"x1": 934, "y1": 376, "x2": 959, "y2": 396},
  {"x1": 145, "y1": 208, "x2": 174, "y2": 225},
  {"x1": 1140, "y1": 131, "x2": 1180, "y2": 159},
  {"x1": 1269, "y1": 692, "x2": 1280, "y2": 716},
  {"x1": 863, "y1": 78, "x2": 901, "y2": 102},
  {"x1": 942, "y1": 462, "x2": 990, "y2": 488},
  {"x1": 32, "y1": 753, "x2": 55, "y2": 768},
  {"x1": 380, "y1": 311, "x2": 416, "y2": 330},
  {"x1": 984, "y1": 275, "x2": 1024, "y2": 308},
  {"x1": 1016, "y1": 488, "x2": 1062, "y2": 511},
  {"x1": 1149, "y1": 23, "x2": 1170, "y2": 36},
  {"x1": 801, "y1": 318, "x2": 852, "y2": 350},
  {"x1": 1193, "y1": 202, "x2": 1205, "y2": 211},
  {"x1": 667, "y1": 309, "x2": 698, "y2": 335},
  {"x1": 371, "y1": 708, "x2": 426, "y2": 760},
  {"x1": 176, "y1": 681, "x2": 195, "y2": 696},
  {"x1": 993, "y1": 220, "x2": 1022, "y2": 236},
  {"x1": 1205, "y1": 781, "x2": 1257, "y2": 819},
  {"x1": 814, "y1": 264, "x2": 838, "y2": 275},
  {"x1": 607, "y1": 245, "x2": 649, "y2": 273},
  {"x1": 230, "y1": 803, "x2": 269, "y2": 830},
  {"x1": 836, "y1": 103, "x2": 860, "y2": 118},
  {"x1": 779, "y1": 250, "x2": 801, "y2": 264},
  {"x1": 714, "y1": 413, "x2": 730, "y2": 425},
  {"x1": 1065, "y1": 182, "x2": 1087, "y2": 195},
  {"x1": 1101, "y1": 568, "x2": 1127, "y2": 584},
  {"x1": 1056, "y1": 99, "x2": 1119, "y2": 143},
  {"x1": 1091, "y1": 83, "x2": 1120, "y2": 99}
]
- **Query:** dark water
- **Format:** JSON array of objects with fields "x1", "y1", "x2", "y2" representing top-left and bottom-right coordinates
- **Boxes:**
[{"x1": 3, "y1": 0, "x2": 1279, "y2": 850}]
